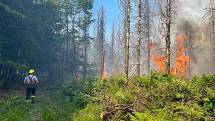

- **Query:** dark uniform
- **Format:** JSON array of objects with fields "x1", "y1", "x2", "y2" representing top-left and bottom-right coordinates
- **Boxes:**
[{"x1": 24, "y1": 74, "x2": 38, "y2": 100}]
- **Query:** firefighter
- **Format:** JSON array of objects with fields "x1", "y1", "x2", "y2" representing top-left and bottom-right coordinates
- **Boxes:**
[{"x1": 24, "y1": 69, "x2": 39, "y2": 103}]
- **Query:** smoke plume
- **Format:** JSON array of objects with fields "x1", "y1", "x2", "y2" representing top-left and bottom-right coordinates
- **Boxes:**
[{"x1": 175, "y1": 0, "x2": 213, "y2": 75}]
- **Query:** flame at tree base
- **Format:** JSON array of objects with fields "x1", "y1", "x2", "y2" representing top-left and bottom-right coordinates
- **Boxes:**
[
  {"x1": 151, "y1": 54, "x2": 166, "y2": 74},
  {"x1": 151, "y1": 34, "x2": 190, "y2": 77},
  {"x1": 102, "y1": 64, "x2": 107, "y2": 80}
]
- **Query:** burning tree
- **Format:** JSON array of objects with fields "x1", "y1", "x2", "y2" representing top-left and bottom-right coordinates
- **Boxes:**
[
  {"x1": 158, "y1": 0, "x2": 175, "y2": 74},
  {"x1": 96, "y1": 7, "x2": 106, "y2": 80},
  {"x1": 184, "y1": 22, "x2": 193, "y2": 77},
  {"x1": 151, "y1": 34, "x2": 190, "y2": 77},
  {"x1": 175, "y1": 35, "x2": 190, "y2": 77}
]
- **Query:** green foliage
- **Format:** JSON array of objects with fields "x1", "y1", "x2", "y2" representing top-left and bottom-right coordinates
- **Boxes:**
[
  {"x1": 1, "y1": 106, "x2": 27, "y2": 121},
  {"x1": 0, "y1": 0, "x2": 64, "y2": 86},
  {"x1": 73, "y1": 103, "x2": 101, "y2": 121},
  {"x1": 42, "y1": 111, "x2": 56, "y2": 121},
  {"x1": 0, "y1": 0, "x2": 95, "y2": 85},
  {"x1": 74, "y1": 73, "x2": 215, "y2": 121},
  {"x1": 0, "y1": 95, "x2": 28, "y2": 121},
  {"x1": 0, "y1": 95, "x2": 23, "y2": 113},
  {"x1": 78, "y1": 0, "x2": 94, "y2": 14},
  {"x1": 63, "y1": 78, "x2": 98, "y2": 107},
  {"x1": 0, "y1": 2, "x2": 25, "y2": 18},
  {"x1": 2, "y1": 74, "x2": 215, "y2": 120},
  {"x1": 0, "y1": 61, "x2": 27, "y2": 70},
  {"x1": 0, "y1": 89, "x2": 80, "y2": 121},
  {"x1": 130, "y1": 111, "x2": 173, "y2": 121},
  {"x1": 114, "y1": 89, "x2": 133, "y2": 103}
]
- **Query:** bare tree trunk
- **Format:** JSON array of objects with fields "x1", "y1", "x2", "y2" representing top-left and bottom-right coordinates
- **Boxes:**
[
  {"x1": 212, "y1": 1, "x2": 215, "y2": 71},
  {"x1": 136, "y1": 0, "x2": 141, "y2": 77},
  {"x1": 185, "y1": 22, "x2": 191, "y2": 77},
  {"x1": 82, "y1": 14, "x2": 89, "y2": 79},
  {"x1": 165, "y1": 0, "x2": 172, "y2": 74},
  {"x1": 83, "y1": 28, "x2": 87, "y2": 79},
  {"x1": 185, "y1": 23, "x2": 189, "y2": 77},
  {"x1": 72, "y1": 17, "x2": 76, "y2": 77},
  {"x1": 96, "y1": 7, "x2": 105, "y2": 79},
  {"x1": 111, "y1": 22, "x2": 115, "y2": 74},
  {"x1": 203, "y1": 0, "x2": 215, "y2": 72},
  {"x1": 144, "y1": 0, "x2": 151, "y2": 75},
  {"x1": 96, "y1": 12, "x2": 100, "y2": 76},
  {"x1": 124, "y1": 0, "x2": 131, "y2": 78},
  {"x1": 212, "y1": 0, "x2": 215, "y2": 44},
  {"x1": 100, "y1": 7, "x2": 105, "y2": 79},
  {"x1": 62, "y1": 46, "x2": 66, "y2": 81},
  {"x1": 62, "y1": 9, "x2": 69, "y2": 81}
]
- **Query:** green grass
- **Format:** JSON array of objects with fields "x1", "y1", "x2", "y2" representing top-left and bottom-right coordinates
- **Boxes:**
[
  {"x1": 0, "y1": 90, "x2": 79, "y2": 121},
  {"x1": 3, "y1": 74, "x2": 215, "y2": 121}
]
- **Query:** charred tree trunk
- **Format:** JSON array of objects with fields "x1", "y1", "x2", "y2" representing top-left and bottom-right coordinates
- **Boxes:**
[
  {"x1": 100, "y1": 7, "x2": 105, "y2": 79},
  {"x1": 83, "y1": 28, "x2": 87, "y2": 79},
  {"x1": 96, "y1": 7, "x2": 105, "y2": 79},
  {"x1": 165, "y1": 0, "x2": 172, "y2": 74},
  {"x1": 185, "y1": 22, "x2": 191, "y2": 77}
]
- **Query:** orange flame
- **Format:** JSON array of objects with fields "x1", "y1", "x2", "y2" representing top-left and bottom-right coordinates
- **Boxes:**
[
  {"x1": 175, "y1": 34, "x2": 190, "y2": 77},
  {"x1": 170, "y1": 68, "x2": 176, "y2": 76},
  {"x1": 102, "y1": 64, "x2": 107, "y2": 80},
  {"x1": 151, "y1": 54, "x2": 166, "y2": 73},
  {"x1": 150, "y1": 34, "x2": 190, "y2": 77}
]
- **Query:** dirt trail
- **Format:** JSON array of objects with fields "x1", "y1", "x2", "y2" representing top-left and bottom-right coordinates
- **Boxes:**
[{"x1": 0, "y1": 89, "x2": 75, "y2": 121}]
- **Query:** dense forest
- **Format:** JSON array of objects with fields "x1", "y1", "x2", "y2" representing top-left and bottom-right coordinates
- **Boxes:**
[
  {"x1": 1, "y1": 0, "x2": 215, "y2": 121},
  {"x1": 0, "y1": 0, "x2": 94, "y2": 88}
]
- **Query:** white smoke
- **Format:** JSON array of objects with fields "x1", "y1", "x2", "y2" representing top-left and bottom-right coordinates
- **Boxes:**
[
  {"x1": 177, "y1": 0, "x2": 208, "y2": 20},
  {"x1": 176, "y1": 0, "x2": 213, "y2": 75}
]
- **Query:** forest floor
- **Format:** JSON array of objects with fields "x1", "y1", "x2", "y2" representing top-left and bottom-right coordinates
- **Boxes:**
[
  {"x1": 0, "y1": 89, "x2": 79, "y2": 121},
  {"x1": 2, "y1": 74, "x2": 215, "y2": 121}
]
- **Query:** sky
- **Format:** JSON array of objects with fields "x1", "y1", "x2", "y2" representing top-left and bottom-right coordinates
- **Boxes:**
[
  {"x1": 90, "y1": 0, "x2": 120, "y2": 38},
  {"x1": 89, "y1": 0, "x2": 209, "y2": 38}
]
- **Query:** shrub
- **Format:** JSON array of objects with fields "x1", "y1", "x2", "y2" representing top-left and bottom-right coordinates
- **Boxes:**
[
  {"x1": 73, "y1": 103, "x2": 101, "y2": 121},
  {"x1": 41, "y1": 111, "x2": 56, "y2": 121}
]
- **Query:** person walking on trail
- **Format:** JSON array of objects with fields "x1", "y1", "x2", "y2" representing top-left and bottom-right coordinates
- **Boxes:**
[{"x1": 24, "y1": 69, "x2": 39, "y2": 103}]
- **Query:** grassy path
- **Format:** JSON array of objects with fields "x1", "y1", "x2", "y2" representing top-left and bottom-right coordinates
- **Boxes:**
[{"x1": 0, "y1": 89, "x2": 79, "y2": 121}]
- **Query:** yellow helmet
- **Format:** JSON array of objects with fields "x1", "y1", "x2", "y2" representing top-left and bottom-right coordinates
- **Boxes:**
[{"x1": 28, "y1": 69, "x2": 35, "y2": 74}]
